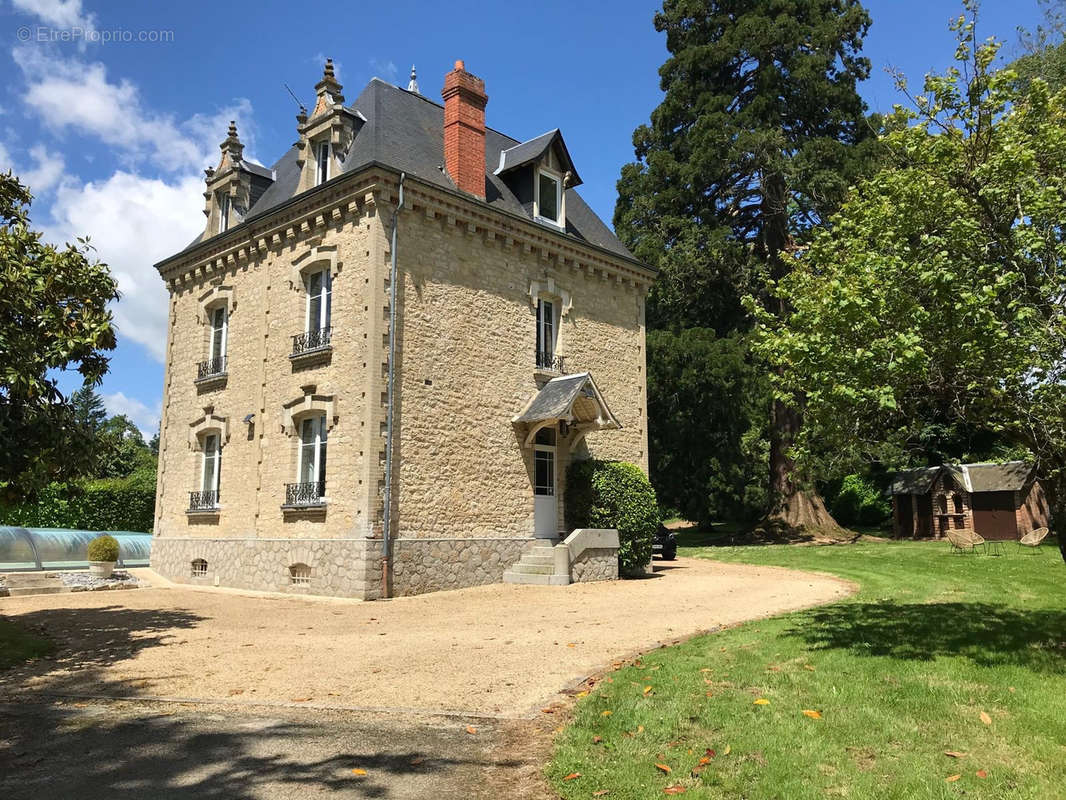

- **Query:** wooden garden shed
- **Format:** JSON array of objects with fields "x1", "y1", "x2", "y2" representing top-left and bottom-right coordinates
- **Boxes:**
[{"x1": 889, "y1": 461, "x2": 1050, "y2": 541}]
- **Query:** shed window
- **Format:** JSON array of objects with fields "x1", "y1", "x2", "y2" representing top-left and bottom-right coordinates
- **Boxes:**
[
  {"x1": 953, "y1": 493, "x2": 964, "y2": 513},
  {"x1": 191, "y1": 558, "x2": 208, "y2": 577}
]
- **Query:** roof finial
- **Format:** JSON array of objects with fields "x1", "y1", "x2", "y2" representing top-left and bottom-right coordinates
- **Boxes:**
[
  {"x1": 324, "y1": 58, "x2": 335, "y2": 80},
  {"x1": 227, "y1": 120, "x2": 238, "y2": 139},
  {"x1": 407, "y1": 64, "x2": 420, "y2": 94}
]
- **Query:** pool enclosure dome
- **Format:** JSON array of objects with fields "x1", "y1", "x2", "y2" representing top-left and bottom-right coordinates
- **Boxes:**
[{"x1": 0, "y1": 527, "x2": 152, "y2": 571}]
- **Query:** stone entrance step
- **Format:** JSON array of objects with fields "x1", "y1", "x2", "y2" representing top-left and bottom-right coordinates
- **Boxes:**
[{"x1": 502, "y1": 542, "x2": 569, "y2": 586}]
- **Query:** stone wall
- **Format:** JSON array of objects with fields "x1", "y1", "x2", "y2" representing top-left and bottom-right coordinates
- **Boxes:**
[
  {"x1": 390, "y1": 537, "x2": 533, "y2": 596},
  {"x1": 150, "y1": 536, "x2": 383, "y2": 599},
  {"x1": 570, "y1": 547, "x2": 618, "y2": 583}
]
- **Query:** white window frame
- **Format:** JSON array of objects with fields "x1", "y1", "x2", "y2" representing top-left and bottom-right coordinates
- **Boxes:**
[
  {"x1": 533, "y1": 427, "x2": 556, "y2": 497},
  {"x1": 209, "y1": 306, "x2": 228, "y2": 360},
  {"x1": 298, "y1": 414, "x2": 328, "y2": 487},
  {"x1": 316, "y1": 140, "x2": 331, "y2": 185},
  {"x1": 201, "y1": 433, "x2": 221, "y2": 493},
  {"x1": 305, "y1": 268, "x2": 332, "y2": 334},
  {"x1": 534, "y1": 167, "x2": 563, "y2": 227},
  {"x1": 536, "y1": 298, "x2": 558, "y2": 361},
  {"x1": 217, "y1": 192, "x2": 230, "y2": 233}
]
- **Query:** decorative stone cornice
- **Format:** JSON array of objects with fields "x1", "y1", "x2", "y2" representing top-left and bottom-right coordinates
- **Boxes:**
[
  {"x1": 281, "y1": 386, "x2": 337, "y2": 435},
  {"x1": 189, "y1": 406, "x2": 229, "y2": 449}
]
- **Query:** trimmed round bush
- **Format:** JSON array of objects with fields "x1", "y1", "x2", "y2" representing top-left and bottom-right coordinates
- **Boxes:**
[
  {"x1": 566, "y1": 459, "x2": 660, "y2": 576},
  {"x1": 87, "y1": 534, "x2": 119, "y2": 563}
]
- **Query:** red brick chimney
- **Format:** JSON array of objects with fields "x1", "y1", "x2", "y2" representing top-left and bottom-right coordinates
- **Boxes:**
[{"x1": 441, "y1": 60, "x2": 488, "y2": 199}]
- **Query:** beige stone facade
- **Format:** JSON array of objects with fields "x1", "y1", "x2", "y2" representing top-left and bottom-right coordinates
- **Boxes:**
[{"x1": 151, "y1": 65, "x2": 653, "y2": 599}]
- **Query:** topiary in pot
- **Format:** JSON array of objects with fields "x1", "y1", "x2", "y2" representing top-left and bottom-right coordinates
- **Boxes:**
[
  {"x1": 87, "y1": 534, "x2": 119, "y2": 578},
  {"x1": 566, "y1": 460, "x2": 660, "y2": 576}
]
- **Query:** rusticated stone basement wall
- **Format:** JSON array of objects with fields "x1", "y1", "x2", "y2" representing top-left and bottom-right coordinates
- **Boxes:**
[
  {"x1": 390, "y1": 537, "x2": 535, "y2": 596},
  {"x1": 151, "y1": 537, "x2": 382, "y2": 599},
  {"x1": 570, "y1": 547, "x2": 618, "y2": 583}
]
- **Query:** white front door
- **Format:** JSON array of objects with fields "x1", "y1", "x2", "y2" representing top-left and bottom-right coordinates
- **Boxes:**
[{"x1": 533, "y1": 427, "x2": 557, "y2": 538}]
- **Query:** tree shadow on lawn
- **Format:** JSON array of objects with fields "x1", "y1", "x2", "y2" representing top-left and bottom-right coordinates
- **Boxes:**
[
  {"x1": 787, "y1": 601, "x2": 1066, "y2": 674},
  {"x1": 0, "y1": 604, "x2": 524, "y2": 799}
]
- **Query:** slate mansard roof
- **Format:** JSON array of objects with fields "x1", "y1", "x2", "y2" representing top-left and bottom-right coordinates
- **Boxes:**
[{"x1": 176, "y1": 78, "x2": 637, "y2": 265}]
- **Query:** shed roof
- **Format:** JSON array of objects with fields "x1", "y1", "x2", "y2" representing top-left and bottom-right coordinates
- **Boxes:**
[{"x1": 889, "y1": 461, "x2": 1034, "y2": 495}]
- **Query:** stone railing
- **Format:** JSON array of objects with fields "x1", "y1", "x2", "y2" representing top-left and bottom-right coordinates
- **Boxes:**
[{"x1": 552, "y1": 528, "x2": 619, "y2": 584}]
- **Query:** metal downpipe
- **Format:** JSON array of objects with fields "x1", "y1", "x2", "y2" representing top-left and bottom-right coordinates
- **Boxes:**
[{"x1": 381, "y1": 172, "x2": 405, "y2": 598}]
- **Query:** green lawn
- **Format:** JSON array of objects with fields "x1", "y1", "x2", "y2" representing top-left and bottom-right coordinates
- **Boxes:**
[
  {"x1": 0, "y1": 615, "x2": 52, "y2": 669},
  {"x1": 547, "y1": 539, "x2": 1066, "y2": 798}
]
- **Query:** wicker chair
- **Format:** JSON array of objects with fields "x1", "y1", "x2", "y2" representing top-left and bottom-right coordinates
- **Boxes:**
[
  {"x1": 1018, "y1": 527, "x2": 1049, "y2": 554},
  {"x1": 947, "y1": 529, "x2": 986, "y2": 554}
]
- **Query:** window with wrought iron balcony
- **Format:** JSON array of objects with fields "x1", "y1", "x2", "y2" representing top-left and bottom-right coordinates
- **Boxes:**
[
  {"x1": 291, "y1": 267, "x2": 332, "y2": 361},
  {"x1": 196, "y1": 306, "x2": 228, "y2": 383},
  {"x1": 188, "y1": 433, "x2": 221, "y2": 514},
  {"x1": 283, "y1": 414, "x2": 328, "y2": 510},
  {"x1": 534, "y1": 297, "x2": 566, "y2": 374}
]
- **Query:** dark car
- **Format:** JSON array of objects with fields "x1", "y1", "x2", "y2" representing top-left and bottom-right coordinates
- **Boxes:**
[{"x1": 652, "y1": 525, "x2": 677, "y2": 560}]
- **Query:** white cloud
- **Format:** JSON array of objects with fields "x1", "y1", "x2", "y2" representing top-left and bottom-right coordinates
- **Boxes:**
[
  {"x1": 102, "y1": 391, "x2": 160, "y2": 439},
  {"x1": 13, "y1": 46, "x2": 254, "y2": 173},
  {"x1": 46, "y1": 171, "x2": 204, "y2": 362},
  {"x1": 11, "y1": 0, "x2": 96, "y2": 31},
  {"x1": 22, "y1": 145, "x2": 65, "y2": 192},
  {"x1": 369, "y1": 57, "x2": 398, "y2": 84}
]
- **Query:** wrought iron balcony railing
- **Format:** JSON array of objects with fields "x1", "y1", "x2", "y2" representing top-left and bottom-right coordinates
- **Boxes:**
[
  {"x1": 292, "y1": 327, "x2": 332, "y2": 357},
  {"x1": 285, "y1": 481, "x2": 326, "y2": 507},
  {"x1": 535, "y1": 350, "x2": 566, "y2": 373},
  {"x1": 188, "y1": 490, "x2": 219, "y2": 511},
  {"x1": 196, "y1": 355, "x2": 226, "y2": 380}
]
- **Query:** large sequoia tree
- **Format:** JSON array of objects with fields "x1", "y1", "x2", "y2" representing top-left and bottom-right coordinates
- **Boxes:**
[{"x1": 616, "y1": 0, "x2": 879, "y2": 531}]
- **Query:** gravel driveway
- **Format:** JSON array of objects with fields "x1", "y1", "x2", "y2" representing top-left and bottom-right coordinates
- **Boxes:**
[{"x1": 0, "y1": 557, "x2": 850, "y2": 715}]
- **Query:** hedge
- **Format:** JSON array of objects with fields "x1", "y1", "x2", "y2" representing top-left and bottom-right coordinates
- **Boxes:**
[
  {"x1": 830, "y1": 473, "x2": 891, "y2": 527},
  {"x1": 566, "y1": 459, "x2": 659, "y2": 576},
  {"x1": 0, "y1": 469, "x2": 156, "y2": 533}
]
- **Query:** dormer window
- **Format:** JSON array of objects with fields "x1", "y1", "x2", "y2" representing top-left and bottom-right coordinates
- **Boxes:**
[
  {"x1": 217, "y1": 193, "x2": 230, "y2": 233},
  {"x1": 316, "y1": 141, "x2": 331, "y2": 185},
  {"x1": 536, "y1": 168, "x2": 562, "y2": 226}
]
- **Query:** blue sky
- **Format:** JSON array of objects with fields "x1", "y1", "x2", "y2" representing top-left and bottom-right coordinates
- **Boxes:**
[{"x1": 0, "y1": 0, "x2": 1047, "y2": 437}]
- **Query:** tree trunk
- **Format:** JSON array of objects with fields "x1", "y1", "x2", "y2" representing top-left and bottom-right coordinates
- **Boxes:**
[
  {"x1": 759, "y1": 171, "x2": 843, "y2": 538},
  {"x1": 764, "y1": 397, "x2": 845, "y2": 535}
]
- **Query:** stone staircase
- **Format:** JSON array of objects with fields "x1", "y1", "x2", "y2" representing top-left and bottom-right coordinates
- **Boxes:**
[
  {"x1": 503, "y1": 540, "x2": 568, "y2": 586},
  {"x1": 1, "y1": 572, "x2": 69, "y2": 597}
]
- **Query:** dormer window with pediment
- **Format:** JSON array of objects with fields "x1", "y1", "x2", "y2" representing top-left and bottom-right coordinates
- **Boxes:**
[
  {"x1": 295, "y1": 59, "x2": 365, "y2": 194},
  {"x1": 202, "y1": 120, "x2": 274, "y2": 240},
  {"x1": 494, "y1": 128, "x2": 582, "y2": 231},
  {"x1": 316, "y1": 139, "x2": 331, "y2": 185},
  {"x1": 217, "y1": 192, "x2": 230, "y2": 233}
]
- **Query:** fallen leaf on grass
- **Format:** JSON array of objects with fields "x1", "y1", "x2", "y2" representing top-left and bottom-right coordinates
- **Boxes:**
[
  {"x1": 944, "y1": 751, "x2": 967, "y2": 759},
  {"x1": 563, "y1": 772, "x2": 581, "y2": 781},
  {"x1": 644, "y1": 686, "x2": 654, "y2": 695},
  {"x1": 976, "y1": 770, "x2": 988, "y2": 779},
  {"x1": 698, "y1": 756, "x2": 712, "y2": 766},
  {"x1": 723, "y1": 745, "x2": 731, "y2": 756},
  {"x1": 663, "y1": 786, "x2": 686, "y2": 795},
  {"x1": 946, "y1": 774, "x2": 961, "y2": 783},
  {"x1": 753, "y1": 698, "x2": 770, "y2": 705},
  {"x1": 351, "y1": 769, "x2": 367, "y2": 776},
  {"x1": 638, "y1": 725, "x2": 645, "y2": 734},
  {"x1": 593, "y1": 791, "x2": 610, "y2": 797},
  {"x1": 601, "y1": 710, "x2": 613, "y2": 717},
  {"x1": 802, "y1": 710, "x2": 822, "y2": 719},
  {"x1": 592, "y1": 736, "x2": 602, "y2": 744},
  {"x1": 576, "y1": 691, "x2": 589, "y2": 698},
  {"x1": 804, "y1": 664, "x2": 816, "y2": 671},
  {"x1": 465, "y1": 726, "x2": 477, "y2": 735},
  {"x1": 979, "y1": 711, "x2": 992, "y2": 725},
  {"x1": 655, "y1": 763, "x2": 672, "y2": 773}
]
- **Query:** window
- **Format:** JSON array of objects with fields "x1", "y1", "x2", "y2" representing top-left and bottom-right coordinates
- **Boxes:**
[
  {"x1": 191, "y1": 558, "x2": 208, "y2": 577},
  {"x1": 218, "y1": 192, "x2": 230, "y2": 233},
  {"x1": 533, "y1": 427, "x2": 555, "y2": 497},
  {"x1": 202, "y1": 433, "x2": 221, "y2": 494},
  {"x1": 306, "y1": 268, "x2": 332, "y2": 334},
  {"x1": 536, "y1": 298, "x2": 557, "y2": 369},
  {"x1": 209, "y1": 306, "x2": 227, "y2": 361},
  {"x1": 289, "y1": 563, "x2": 312, "y2": 585},
  {"x1": 299, "y1": 414, "x2": 328, "y2": 489},
  {"x1": 536, "y1": 169, "x2": 561, "y2": 225},
  {"x1": 316, "y1": 141, "x2": 330, "y2": 185}
]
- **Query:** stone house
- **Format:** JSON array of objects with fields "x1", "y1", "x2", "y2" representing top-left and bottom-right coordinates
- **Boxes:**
[
  {"x1": 149, "y1": 60, "x2": 655, "y2": 598},
  {"x1": 889, "y1": 461, "x2": 1050, "y2": 540}
]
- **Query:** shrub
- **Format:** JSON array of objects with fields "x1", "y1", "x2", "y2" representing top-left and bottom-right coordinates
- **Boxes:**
[
  {"x1": 0, "y1": 468, "x2": 156, "y2": 532},
  {"x1": 566, "y1": 459, "x2": 660, "y2": 576},
  {"x1": 87, "y1": 534, "x2": 119, "y2": 563},
  {"x1": 830, "y1": 473, "x2": 891, "y2": 527}
]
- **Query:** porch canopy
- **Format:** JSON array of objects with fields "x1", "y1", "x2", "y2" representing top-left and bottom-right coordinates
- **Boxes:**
[{"x1": 513, "y1": 372, "x2": 620, "y2": 447}]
